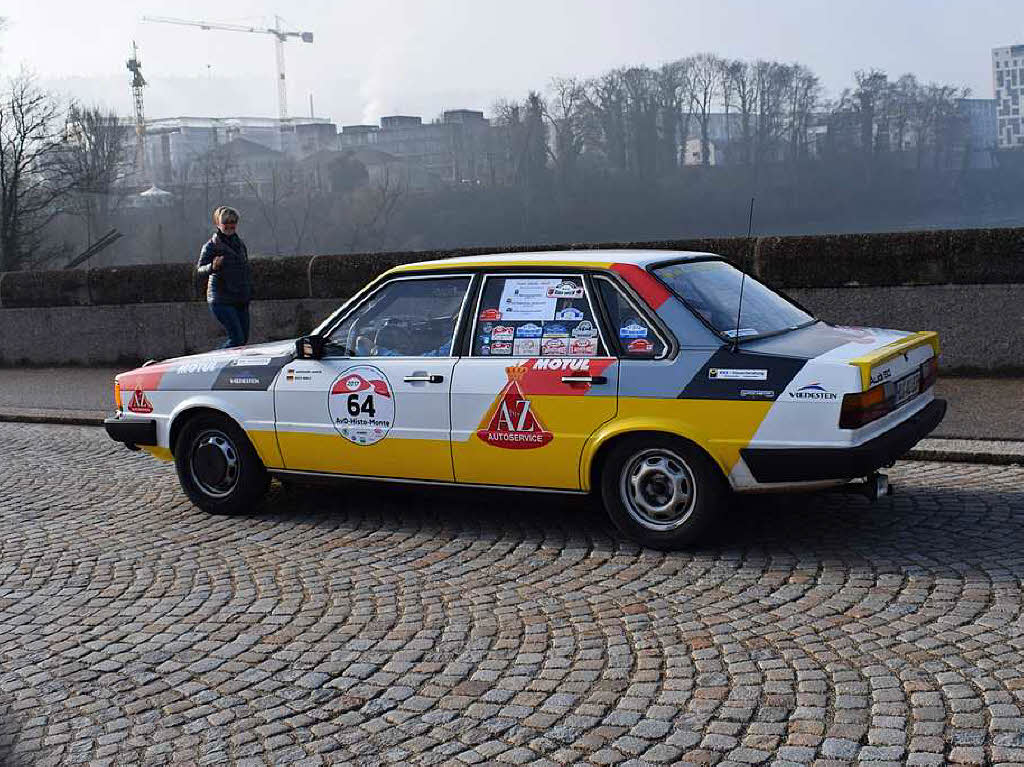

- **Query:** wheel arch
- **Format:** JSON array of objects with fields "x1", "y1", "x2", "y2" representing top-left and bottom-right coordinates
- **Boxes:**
[
  {"x1": 168, "y1": 405, "x2": 245, "y2": 457},
  {"x1": 582, "y1": 421, "x2": 732, "y2": 493}
]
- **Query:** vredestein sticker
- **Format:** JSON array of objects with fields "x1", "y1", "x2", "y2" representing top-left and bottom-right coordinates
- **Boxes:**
[{"x1": 328, "y1": 365, "x2": 395, "y2": 446}]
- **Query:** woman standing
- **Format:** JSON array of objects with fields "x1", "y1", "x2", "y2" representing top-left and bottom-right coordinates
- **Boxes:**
[{"x1": 197, "y1": 206, "x2": 254, "y2": 348}]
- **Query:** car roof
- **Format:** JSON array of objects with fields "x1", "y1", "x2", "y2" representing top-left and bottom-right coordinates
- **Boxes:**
[{"x1": 387, "y1": 249, "x2": 720, "y2": 274}]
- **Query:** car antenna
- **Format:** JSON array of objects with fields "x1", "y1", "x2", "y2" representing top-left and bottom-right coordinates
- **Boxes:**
[{"x1": 732, "y1": 197, "x2": 755, "y2": 353}]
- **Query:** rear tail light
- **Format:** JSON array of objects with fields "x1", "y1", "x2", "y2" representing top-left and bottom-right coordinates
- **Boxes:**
[{"x1": 840, "y1": 356, "x2": 938, "y2": 430}]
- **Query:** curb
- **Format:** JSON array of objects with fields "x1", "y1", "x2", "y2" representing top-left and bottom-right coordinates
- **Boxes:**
[{"x1": 0, "y1": 409, "x2": 106, "y2": 427}]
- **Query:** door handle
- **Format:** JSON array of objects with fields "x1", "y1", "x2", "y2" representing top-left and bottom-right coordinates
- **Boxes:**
[
  {"x1": 561, "y1": 375, "x2": 607, "y2": 385},
  {"x1": 404, "y1": 374, "x2": 444, "y2": 383}
]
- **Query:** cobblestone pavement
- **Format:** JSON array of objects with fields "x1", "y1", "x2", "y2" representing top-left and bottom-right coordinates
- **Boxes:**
[{"x1": 3, "y1": 424, "x2": 1024, "y2": 766}]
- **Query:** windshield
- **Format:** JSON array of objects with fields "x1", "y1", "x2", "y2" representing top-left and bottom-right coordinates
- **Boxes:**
[{"x1": 653, "y1": 260, "x2": 814, "y2": 340}]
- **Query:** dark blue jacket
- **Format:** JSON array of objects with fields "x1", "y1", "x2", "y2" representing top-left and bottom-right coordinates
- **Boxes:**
[{"x1": 197, "y1": 231, "x2": 253, "y2": 304}]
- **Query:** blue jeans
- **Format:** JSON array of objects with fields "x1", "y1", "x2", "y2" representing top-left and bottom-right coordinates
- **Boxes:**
[{"x1": 210, "y1": 302, "x2": 250, "y2": 348}]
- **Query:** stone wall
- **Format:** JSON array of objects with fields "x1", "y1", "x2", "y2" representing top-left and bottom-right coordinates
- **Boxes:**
[{"x1": 1, "y1": 227, "x2": 1022, "y2": 370}]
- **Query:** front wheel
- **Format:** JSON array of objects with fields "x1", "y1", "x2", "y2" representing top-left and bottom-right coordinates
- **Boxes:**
[
  {"x1": 600, "y1": 436, "x2": 727, "y2": 549},
  {"x1": 174, "y1": 413, "x2": 270, "y2": 515}
]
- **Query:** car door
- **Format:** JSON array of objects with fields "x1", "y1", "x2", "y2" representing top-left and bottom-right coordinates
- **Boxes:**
[
  {"x1": 274, "y1": 274, "x2": 472, "y2": 481},
  {"x1": 450, "y1": 272, "x2": 619, "y2": 490}
]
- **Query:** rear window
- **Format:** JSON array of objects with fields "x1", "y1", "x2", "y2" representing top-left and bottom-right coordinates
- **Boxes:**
[{"x1": 653, "y1": 260, "x2": 814, "y2": 340}]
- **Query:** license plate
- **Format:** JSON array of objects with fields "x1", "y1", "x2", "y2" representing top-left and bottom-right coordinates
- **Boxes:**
[{"x1": 895, "y1": 371, "x2": 920, "y2": 406}]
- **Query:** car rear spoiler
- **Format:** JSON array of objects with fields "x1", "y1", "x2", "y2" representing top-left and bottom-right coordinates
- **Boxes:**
[{"x1": 846, "y1": 331, "x2": 940, "y2": 390}]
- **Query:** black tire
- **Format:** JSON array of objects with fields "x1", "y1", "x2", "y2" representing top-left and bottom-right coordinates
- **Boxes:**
[
  {"x1": 173, "y1": 412, "x2": 270, "y2": 515},
  {"x1": 599, "y1": 435, "x2": 728, "y2": 550}
]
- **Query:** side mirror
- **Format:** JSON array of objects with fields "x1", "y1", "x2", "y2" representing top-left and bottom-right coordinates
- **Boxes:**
[{"x1": 295, "y1": 335, "x2": 325, "y2": 360}]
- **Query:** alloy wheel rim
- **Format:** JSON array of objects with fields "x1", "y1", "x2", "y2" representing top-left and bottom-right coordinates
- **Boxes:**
[
  {"x1": 189, "y1": 429, "x2": 239, "y2": 498},
  {"x1": 619, "y1": 448, "x2": 697, "y2": 531}
]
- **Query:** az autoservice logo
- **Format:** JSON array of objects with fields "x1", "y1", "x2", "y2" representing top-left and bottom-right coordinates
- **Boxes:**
[{"x1": 788, "y1": 382, "x2": 838, "y2": 401}]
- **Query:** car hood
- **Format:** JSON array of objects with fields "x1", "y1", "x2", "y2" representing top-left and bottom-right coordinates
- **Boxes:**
[{"x1": 116, "y1": 340, "x2": 297, "y2": 394}]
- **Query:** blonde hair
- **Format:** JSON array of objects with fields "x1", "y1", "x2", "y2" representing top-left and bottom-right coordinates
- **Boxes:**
[{"x1": 213, "y1": 206, "x2": 240, "y2": 226}]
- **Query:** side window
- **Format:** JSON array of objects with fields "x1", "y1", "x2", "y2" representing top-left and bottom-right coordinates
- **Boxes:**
[
  {"x1": 596, "y1": 277, "x2": 667, "y2": 358},
  {"x1": 472, "y1": 275, "x2": 607, "y2": 358},
  {"x1": 326, "y1": 276, "x2": 471, "y2": 357}
]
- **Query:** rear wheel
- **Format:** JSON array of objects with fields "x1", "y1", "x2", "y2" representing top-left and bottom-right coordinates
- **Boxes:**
[
  {"x1": 174, "y1": 413, "x2": 269, "y2": 515},
  {"x1": 600, "y1": 436, "x2": 727, "y2": 549}
]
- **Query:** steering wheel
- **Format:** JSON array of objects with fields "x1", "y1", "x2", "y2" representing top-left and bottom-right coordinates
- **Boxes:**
[
  {"x1": 373, "y1": 323, "x2": 414, "y2": 356},
  {"x1": 354, "y1": 334, "x2": 376, "y2": 357}
]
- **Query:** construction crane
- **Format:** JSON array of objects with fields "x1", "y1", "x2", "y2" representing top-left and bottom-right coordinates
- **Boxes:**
[
  {"x1": 141, "y1": 15, "x2": 313, "y2": 121},
  {"x1": 126, "y1": 41, "x2": 147, "y2": 172}
]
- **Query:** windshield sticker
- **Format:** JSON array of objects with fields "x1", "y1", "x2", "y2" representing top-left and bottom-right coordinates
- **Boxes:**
[
  {"x1": 555, "y1": 307, "x2": 585, "y2": 321},
  {"x1": 513, "y1": 338, "x2": 540, "y2": 356},
  {"x1": 516, "y1": 323, "x2": 543, "y2": 338},
  {"x1": 709, "y1": 368, "x2": 768, "y2": 381},
  {"x1": 491, "y1": 341, "x2": 513, "y2": 355},
  {"x1": 627, "y1": 338, "x2": 654, "y2": 354},
  {"x1": 329, "y1": 366, "x2": 395, "y2": 446},
  {"x1": 546, "y1": 280, "x2": 585, "y2": 299},
  {"x1": 480, "y1": 345, "x2": 490, "y2": 356},
  {"x1": 722, "y1": 328, "x2": 759, "y2": 339},
  {"x1": 542, "y1": 323, "x2": 569, "y2": 338},
  {"x1": 569, "y1": 337, "x2": 598, "y2": 357},
  {"x1": 542, "y1": 338, "x2": 569, "y2": 356},
  {"x1": 498, "y1": 278, "x2": 561, "y2": 321},
  {"x1": 128, "y1": 388, "x2": 153, "y2": 414},
  {"x1": 476, "y1": 365, "x2": 553, "y2": 449},
  {"x1": 572, "y1": 320, "x2": 598, "y2": 338},
  {"x1": 787, "y1": 382, "x2": 838, "y2": 402},
  {"x1": 491, "y1": 325, "x2": 515, "y2": 341},
  {"x1": 619, "y1": 321, "x2": 648, "y2": 339},
  {"x1": 479, "y1": 308, "x2": 502, "y2": 321}
]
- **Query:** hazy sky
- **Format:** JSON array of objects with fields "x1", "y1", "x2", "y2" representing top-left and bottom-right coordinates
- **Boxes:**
[{"x1": 2, "y1": 1, "x2": 1016, "y2": 126}]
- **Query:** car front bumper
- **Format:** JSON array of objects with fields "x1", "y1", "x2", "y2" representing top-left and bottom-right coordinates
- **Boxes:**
[
  {"x1": 740, "y1": 398, "x2": 947, "y2": 483},
  {"x1": 104, "y1": 416, "x2": 158, "y2": 450}
]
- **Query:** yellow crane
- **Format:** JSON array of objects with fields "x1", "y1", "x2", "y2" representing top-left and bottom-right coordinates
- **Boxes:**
[{"x1": 141, "y1": 15, "x2": 313, "y2": 120}]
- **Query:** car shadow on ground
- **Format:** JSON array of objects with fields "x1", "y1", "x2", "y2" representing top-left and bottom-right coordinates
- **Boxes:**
[{"x1": 253, "y1": 475, "x2": 1024, "y2": 570}]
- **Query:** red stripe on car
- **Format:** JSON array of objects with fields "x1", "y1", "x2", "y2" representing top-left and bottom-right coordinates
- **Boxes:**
[{"x1": 611, "y1": 263, "x2": 672, "y2": 310}]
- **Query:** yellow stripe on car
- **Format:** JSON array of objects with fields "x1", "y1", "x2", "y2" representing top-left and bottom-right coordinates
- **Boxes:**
[{"x1": 847, "y1": 331, "x2": 940, "y2": 390}]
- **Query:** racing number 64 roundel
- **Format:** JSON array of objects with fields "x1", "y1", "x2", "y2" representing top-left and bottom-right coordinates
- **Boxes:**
[{"x1": 328, "y1": 365, "x2": 395, "y2": 446}]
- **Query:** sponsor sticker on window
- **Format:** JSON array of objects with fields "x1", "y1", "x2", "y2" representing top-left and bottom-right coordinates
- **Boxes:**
[
  {"x1": 513, "y1": 338, "x2": 540, "y2": 356},
  {"x1": 497, "y1": 278, "x2": 562, "y2": 321},
  {"x1": 619, "y1": 320, "x2": 648, "y2": 339},
  {"x1": 555, "y1": 307, "x2": 585, "y2": 321}
]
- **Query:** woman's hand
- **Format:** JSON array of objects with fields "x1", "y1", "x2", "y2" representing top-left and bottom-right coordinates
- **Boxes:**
[{"x1": 212, "y1": 255, "x2": 225, "y2": 272}]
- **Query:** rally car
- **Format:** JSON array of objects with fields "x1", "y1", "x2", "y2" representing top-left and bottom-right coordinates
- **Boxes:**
[{"x1": 105, "y1": 251, "x2": 946, "y2": 549}]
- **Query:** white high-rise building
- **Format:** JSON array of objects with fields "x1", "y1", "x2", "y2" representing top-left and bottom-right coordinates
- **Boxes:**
[{"x1": 993, "y1": 45, "x2": 1024, "y2": 149}]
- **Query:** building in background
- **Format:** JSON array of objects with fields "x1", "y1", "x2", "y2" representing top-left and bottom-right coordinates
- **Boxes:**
[
  {"x1": 142, "y1": 116, "x2": 337, "y2": 186},
  {"x1": 958, "y1": 98, "x2": 998, "y2": 168},
  {"x1": 993, "y1": 45, "x2": 1024, "y2": 149},
  {"x1": 339, "y1": 110, "x2": 497, "y2": 185}
]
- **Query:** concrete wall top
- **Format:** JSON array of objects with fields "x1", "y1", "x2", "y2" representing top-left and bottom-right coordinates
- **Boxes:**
[{"x1": 1, "y1": 226, "x2": 1021, "y2": 308}]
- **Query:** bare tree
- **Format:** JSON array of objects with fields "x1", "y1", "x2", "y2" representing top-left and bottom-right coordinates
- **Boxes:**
[
  {"x1": 620, "y1": 66, "x2": 659, "y2": 178},
  {"x1": 56, "y1": 104, "x2": 131, "y2": 244},
  {"x1": 0, "y1": 73, "x2": 69, "y2": 271},
  {"x1": 656, "y1": 60, "x2": 690, "y2": 172},
  {"x1": 582, "y1": 71, "x2": 627, "y2": 173},
  {"x1": 687, "y1": 53, "x2": 721, "y2": 167},
  {"x1": 346, "y1": 166, "x2": 406, "y2": 252},
  {"x1": 543, "y1": 77, "x2": 586, "y2": 188},
  {"x1": 725, "y1": 60, "x2": 757, "y2": 165},
  {"x1": 242, "y1": 156, "x2": 315, "y2": 257}
]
